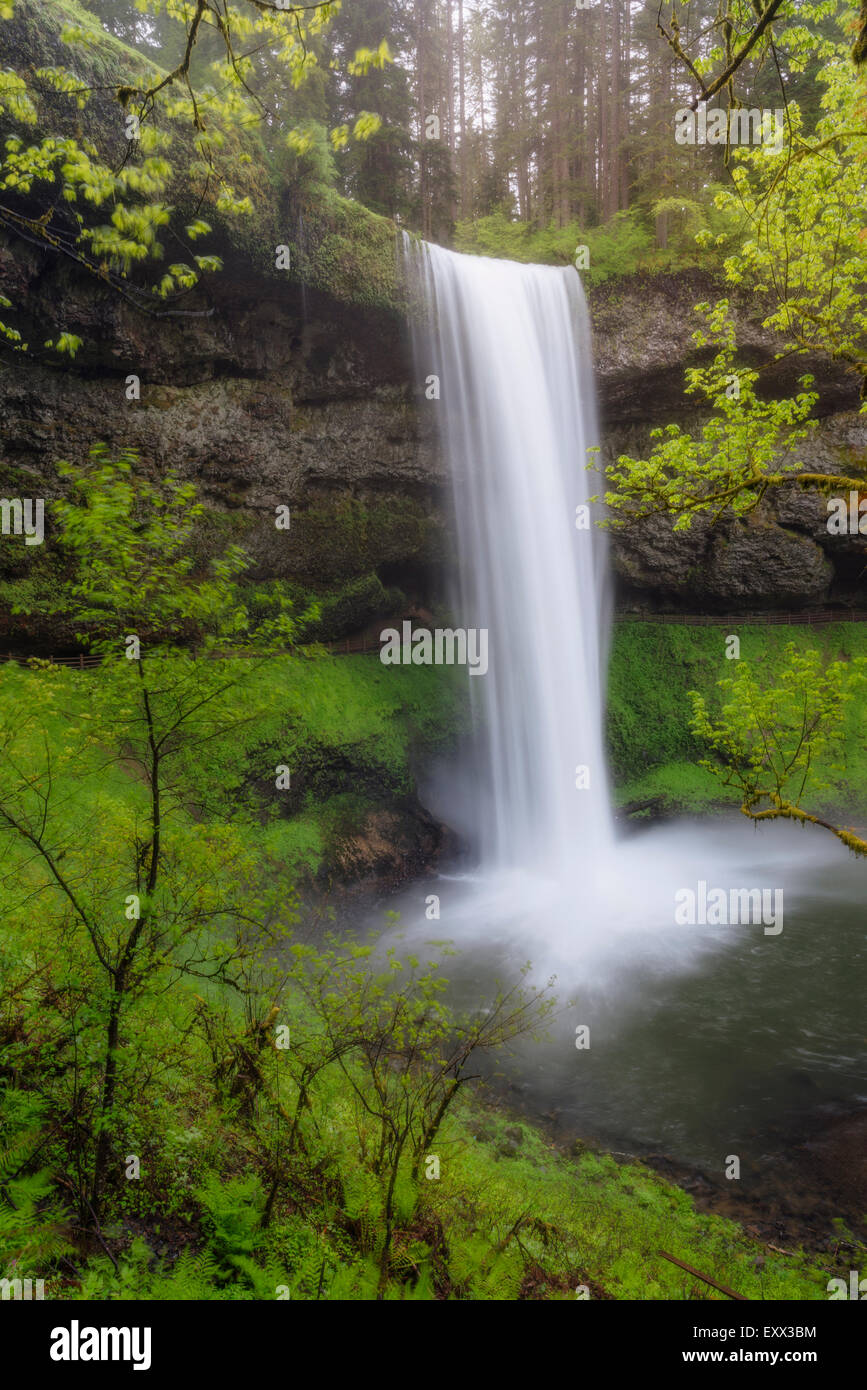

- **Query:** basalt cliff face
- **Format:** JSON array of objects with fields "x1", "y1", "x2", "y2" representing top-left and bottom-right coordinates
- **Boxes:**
[
  {"x1": 0, "y1": 230, "x2": 445, "y2": 646},
  {"x1": 2, "y1": 246, "x2": 864, "y2": 642},
  {"x1": 591, "y1": 271, "x2": 867, "y2": 614}
]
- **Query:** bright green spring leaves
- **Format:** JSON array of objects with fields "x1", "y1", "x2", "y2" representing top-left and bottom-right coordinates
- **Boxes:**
[
  {"x1": 689, "y1": 640, "x2": 867, "y2": 853},
  {"x1": 603, "y1": 6, "x2": 867, "y2": 529},
  {"x1": 0, "y1": 0, "x2": 385, "y2": 347},
  {"x1": 602, "y1": 300, "x2": 821, "y2": 530}
]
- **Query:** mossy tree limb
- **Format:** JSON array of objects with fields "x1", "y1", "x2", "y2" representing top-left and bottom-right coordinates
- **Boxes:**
[{"x1": 689, "y1": 641, "x2": 867, "y2": 859}]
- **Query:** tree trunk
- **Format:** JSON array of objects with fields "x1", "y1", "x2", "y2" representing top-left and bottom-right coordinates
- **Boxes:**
[
  {"x1": 619, "y1": 0, "x2": 631, "y2": 209},
  {"x1": 91, "y1": 975, "x2": 124, "y2": 1220},
  {"x1": 416, "y1": 1, "x2": 429, "y2": 238}
]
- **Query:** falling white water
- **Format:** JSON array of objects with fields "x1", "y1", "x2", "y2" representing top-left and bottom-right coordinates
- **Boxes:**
[
  {"x1": 372, "y1": 242, "x2": 867, "y2": 1166},
  {"x1": 405, "y1": 238, "x2": 613, "y2": 891},
  {"x1": 397, "y1": 237, "x2": 836, "y2": 992}
]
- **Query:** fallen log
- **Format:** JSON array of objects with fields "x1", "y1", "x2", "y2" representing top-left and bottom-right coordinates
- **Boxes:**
[{"x1": 659, "y1": 1249, "x2": 748, "y2": 1300}]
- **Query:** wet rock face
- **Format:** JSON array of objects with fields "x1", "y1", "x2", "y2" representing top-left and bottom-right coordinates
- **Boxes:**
[
  {"x1": 0, "y1": 235, "x2": 448, "y2": 621},
  {"x1": 0, "y1": 353, "x2": 444, "y2": 581},
  {"x1": 589, "y1": 268, "x2": 860, "y2": 427},
  {"x1": 612, "y1": 511, "x2": 836, "y2": 612},
  {"x1": 1, "y1": 240, "x2": 864, "y2": 621},
  {"x1": 603, "y1": 408, "x2": 867, "y2": 613},
  {"x1": 330, "y1": 803, "x2": 457, "y2": 889},
  {"x1": 414, "y1": 266, "x2": 864, "y2": 613},
  {"x1": 589, "y1": 271, "x2": 866, "y2": 613}
]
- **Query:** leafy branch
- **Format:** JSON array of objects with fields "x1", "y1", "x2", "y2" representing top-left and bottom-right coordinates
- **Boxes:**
[{"x1": 689, "y1": 641, "x2": 867, "y2": 854}]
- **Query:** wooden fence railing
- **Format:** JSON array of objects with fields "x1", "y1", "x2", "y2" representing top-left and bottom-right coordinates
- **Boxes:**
[
  {"x1": 2, "y1": 609, "x2": 866, "y2": 669},
  {"x1": 1, "y1": 652, "x2": 101, "y2": 668},
  {"x1": 618, "y1": 609, "x2": 867, "y2": 627}
]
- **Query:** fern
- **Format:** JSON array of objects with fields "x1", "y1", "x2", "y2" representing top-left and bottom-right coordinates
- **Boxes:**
[{"x1": 0, "y1": 1110, "x2": 71, "y2": 1280}]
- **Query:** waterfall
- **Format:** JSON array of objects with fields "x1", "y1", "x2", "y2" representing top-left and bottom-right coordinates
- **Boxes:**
[
  {"x1": 381, "y1": 244, "x2": 858, "y2": 1175},
  {"x1": 404, "y1": 238, "x2": 615, "y2": 889},
  {"x1": 383, "y1": 241, "x2": 842, "y2": 1090}
]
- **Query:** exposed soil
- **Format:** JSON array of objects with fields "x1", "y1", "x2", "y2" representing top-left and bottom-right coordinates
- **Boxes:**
[{"x1": 641, "y1": 1106, "x2": 867, "y2": 1260}]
